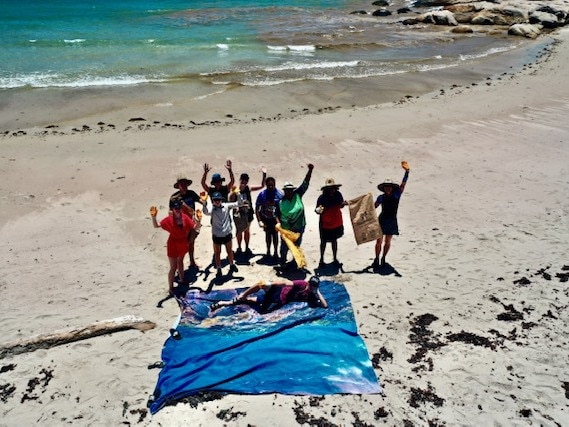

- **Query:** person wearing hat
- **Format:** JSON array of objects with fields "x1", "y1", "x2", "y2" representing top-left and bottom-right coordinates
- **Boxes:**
[
  {"x1": 315, "y1": 178, "x2": 348, "y2": 268},
  {"x1": 149, "y1": 201, "x2": 196, "y2": 295},
  {"x1": 169, "y1": 176, "x2": 203, "y2": 267},
  {"x1": 231, "y1": 167, "x2": 267, "y2": 255},
  {"x1": 373, "y1": 161, "x2": 410, "y2": 267},
  {"x1": 210, "y1": 276, "x2": 327, "y2": 313},
  {"x1": 255, "y1": 176, "x2": 283, "y2": 259},
  {"x1": 201, "y1": 160, "x2": 235, "y2": 202},
  {"x1": 276, "y1": 163, "x2": 314, "y2": 268},
  {"x1": 203, "y1": 191, "x2": 247, "y2": 280}
]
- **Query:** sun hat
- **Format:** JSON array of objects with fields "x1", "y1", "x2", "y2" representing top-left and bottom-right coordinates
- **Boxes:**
[
  {"x1": 308, "y1": 276, "x2": 320, "y2": 287},
  {"x1": 211, "y1": 192, "x2": 223, "y2": 200},
  {"x1": 211, "y1": 173, "x2": 225, "y2": 184},
  {"x1": 321, "y1": 178, "x2": 342, "y2": 190},
  {"x1": 377, "y1": 178, "x2": 400, "y2": 192},
  {"x1": 173, "y1": 177, "x2": 192, "y2": 189},
  {"x1": 282, "y1": 181, "x2": 296, "y2": 190}
]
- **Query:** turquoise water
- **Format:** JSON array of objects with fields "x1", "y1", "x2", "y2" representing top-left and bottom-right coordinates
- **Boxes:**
[{"x1": 1, "y1": 0, "x2": 527, "y2": 89}]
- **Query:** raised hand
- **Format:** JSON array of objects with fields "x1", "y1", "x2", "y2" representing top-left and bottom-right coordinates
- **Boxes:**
[
  {"x1": 401, "y1": 160, "x2": 410, "y2": 171},
  {"x1": 225, "y1": 159, "x2": 232, "y2": 170},
  {"x1": 150, "y1": 206, "x2": 158, "y2": 217},
  {"x1": 203, "y1": 163, "x2": 211, "y2": 173},
  {"x1": 307, "y1": 163, "x2": 314, "y2": 170}
]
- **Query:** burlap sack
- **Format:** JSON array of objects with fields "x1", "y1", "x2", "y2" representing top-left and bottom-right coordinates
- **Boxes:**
[{"x1": 348, "y1": 193, "x2": 382, "y2": 245}]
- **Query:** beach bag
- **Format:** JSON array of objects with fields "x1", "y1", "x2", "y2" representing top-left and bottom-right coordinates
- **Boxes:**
[{"x1": 348, "y1": 193, "x2": 382, "y2": 245}]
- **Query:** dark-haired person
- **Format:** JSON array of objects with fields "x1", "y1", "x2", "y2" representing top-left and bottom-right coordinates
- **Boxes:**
[
  {"x1": 201, "y1": 160, "x2": 235, "y2": 201},
  {"x1": 169, "y1": 176, "x2": 202, "y2": 267},
  {"x1": 373, "y1": 161, "x2": 410, "y2": 267},
  {"x1": 255, "y1": 176, "x2": 283, "y2": 258},
  {"x1": 232, "y1": 167, "x2": 267, "y2": 255},
  {"x1": 210, "y1": 276, "x2": 327, "y2": 313},
  {"x1": 315, "y1": 178, "x2": 348, "y2": 268},
  {"x1": 150, "y1": 202, "x2": 195, "y2": 294}
]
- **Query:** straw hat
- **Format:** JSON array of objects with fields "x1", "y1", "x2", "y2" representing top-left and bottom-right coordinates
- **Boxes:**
[
  {"x1": 321, "y1": 178, "x2": 342, "y2": 190},
  {"x1": 173, "y1": 177, "x2": 192, "y2": 189},
  {"x1": 282, "y1": 181, "x2": 297, "y2": 190},
  {"x1": 377, "y1": 178, "x2": 400, "y2": 192}
]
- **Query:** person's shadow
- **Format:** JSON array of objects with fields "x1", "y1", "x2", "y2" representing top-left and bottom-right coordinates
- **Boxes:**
[
  {"x1": 256, "y1": 254, "x2": 279, "y2": 266},
  {"x1": 344, "y1": 261, "x2": 402, "y2": 277},
  {"x1": 273, "y1": 261, "x2": 310, "y2": 280},
  {"x1": 314, "y1": 262, "x2": 344, "y2": 276}
]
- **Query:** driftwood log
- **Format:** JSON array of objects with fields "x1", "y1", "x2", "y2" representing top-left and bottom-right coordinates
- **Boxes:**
[{"x1": 0, "y1": 315, "x2": 156, "y2": 359}]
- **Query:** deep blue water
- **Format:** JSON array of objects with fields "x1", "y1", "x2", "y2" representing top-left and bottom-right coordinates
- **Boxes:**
[{"x1": 1, "y1": 0, "x2": 527, "y2": 89}]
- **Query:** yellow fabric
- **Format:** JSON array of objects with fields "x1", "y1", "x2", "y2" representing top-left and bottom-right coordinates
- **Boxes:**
[{"x1": 275, "y1": 224, "x2": 307, "y2": 269}]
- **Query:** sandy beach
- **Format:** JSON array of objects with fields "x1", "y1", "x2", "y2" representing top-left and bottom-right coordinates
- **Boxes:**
[{"x1": 1, "y1": 22, "x2": 568, "y2": 427}]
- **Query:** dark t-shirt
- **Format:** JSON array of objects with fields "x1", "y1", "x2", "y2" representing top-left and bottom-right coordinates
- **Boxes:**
[{"x1": 170, "y1": 189, "x2": 200, "y2": 210}]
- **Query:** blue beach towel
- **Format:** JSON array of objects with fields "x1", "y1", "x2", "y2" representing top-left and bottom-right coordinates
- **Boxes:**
[{"x1": 149, "y1": 281, "x2": 380, "y2": 414}]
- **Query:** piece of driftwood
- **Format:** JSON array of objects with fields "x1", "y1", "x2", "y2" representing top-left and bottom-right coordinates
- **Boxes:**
[{"x1": 0, "y1": 315, "x2": 156, "y2": 359}]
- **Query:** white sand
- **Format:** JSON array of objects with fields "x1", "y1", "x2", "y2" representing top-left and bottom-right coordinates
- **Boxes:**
[{"x1": 1, "y1": 28, "x2": 568, "y2": 426}]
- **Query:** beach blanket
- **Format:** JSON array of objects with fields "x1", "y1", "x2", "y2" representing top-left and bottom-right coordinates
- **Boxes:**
[
  {"x1": 275, "y1": 224, "x2": 307, "y2": 268},
  {"x1": 149, "y1": 281, "x2": 380, "y2": 414},
  {"x1": 348, "y1": 193, "x2": 382, "y2": 245}
]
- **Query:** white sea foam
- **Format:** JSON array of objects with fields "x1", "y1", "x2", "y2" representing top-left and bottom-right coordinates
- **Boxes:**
[
  {"x1": 460, "y1": 45, "x2": 515, "y2": 61},
  {"x1": 0, "y1": 73, "x2": 164, "y2": 89},
  {"x1": 216, "y1": 44, "x2": 229, "y2": 50},
  {"x1": 265, "y1": 60, "x2": 359, "y2": 72},
  {"x1": 267, "y1": 45, "x2": 316, "y2": 52},
  {"x1": 192, "y1": 89, "x2": 226, "y2": 100},
  {"x1": 64, "y1": 39, "x2": 86, "y2": 44}
]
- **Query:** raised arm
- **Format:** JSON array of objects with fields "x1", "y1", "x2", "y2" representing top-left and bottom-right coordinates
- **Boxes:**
[
  {"x1": 201, "y1": 163, "x2": 211, "y2": 193},
  {"x1": 400, "y1": 161, "x2": 410, "y2": 193},
  {"x1": 296, "y1": 163, "x2": 314, "y2": 196},
  {"x1": 226, "y1": 160, "x2": 235, "y2": 189},
  {"x1": 249, "y1": 166, "x2": 267, "y2": 191},
  {"x1": 150, "y1": 206, "x2": 160, "y2": 228}
]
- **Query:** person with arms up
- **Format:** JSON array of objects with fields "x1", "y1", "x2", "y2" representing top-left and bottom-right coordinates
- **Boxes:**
[
  {"x1": 232, "y1": 167, "x2": 267, "y2": 255},
  {"x1": 373, "y1": 161, "x2": 410, "y2": 267},
  {"x1": 276, "y1": 163, "x2": 314, "y2": 268},
  {"x1": 150, "y1": 201, "x2": 195, "y2": 295},
  {"x1": 201, "y1": 160, "x2": 235, "y2": 202},
  {"x1": 203, "y1": 191, "x2": 246, "y2": 280},
  {"x1": 210, "y1": 276, "x2": 327, "y2": 313}
]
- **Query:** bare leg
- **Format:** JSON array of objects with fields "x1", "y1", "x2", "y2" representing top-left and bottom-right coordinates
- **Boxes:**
[
  {"x1": 374, "y1": 236, "x2": 383, "y2": 265},
  {"x1": 319, "y1": 239, "x2": 326, "y2": 265},
  {"x1": 188, "y1": 229, "x2": 198, "y2": 266},
  {"x1": 176, "y1": 256, "x2": 185, "y2": 284},
  {"x1": 331, "y1": 240, "x2": 338, "y2": 263},
  {"x1": 226, "y1": 240, "x2": 235, "y2": 265},
  {"x1": 244, "y1": 224, "x2": 251, "y2": 251},
  {"x1": 167, "y1": 257, "x2": 177, "y2": 293},
  {"x1": 213, "y1": 243, "x2": 222, "y2": 269},
  {"x1": 236, "y1": 232, "x2": 243, "y2": 251},
  {"x1": 382, "y1": 235, "x2": 393, "y2": 264}
]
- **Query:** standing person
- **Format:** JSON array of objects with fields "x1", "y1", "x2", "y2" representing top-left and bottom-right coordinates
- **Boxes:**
[
  {"x1": 233, "y1": 167, "x2": 267, "y2": 255},
  {"x1": 203, "y1": 191, "x2": 245, "y2": 279},
  {"x1": 315, "y1": 178, "x2": 348, "y2": 268},
  {"x1": 210, "y1": 276, "x2": 327, "y2": 313},
  {"x1": 276, "y1": 163, "x2": 314, "y2": 268},
  {"x1": 201, "y1": 160, "x2": 235, "y2": 201},
  {"x1": 169, "y1": 176, "x2": 203, "y2": 268},
  {"x1": 150, "y1": 202, "x2": 195, "y2": 295},
  {"x1": 373, "y1": 161, "x2": 410, "y2": 267},
  {"x1": 255, "y1": 176, "x2": 283, "y2": 259}
]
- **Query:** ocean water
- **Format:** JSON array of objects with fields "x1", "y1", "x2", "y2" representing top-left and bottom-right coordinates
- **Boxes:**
[{"x1": 1, "y1": 0, "x2": 532, "y2": 90}]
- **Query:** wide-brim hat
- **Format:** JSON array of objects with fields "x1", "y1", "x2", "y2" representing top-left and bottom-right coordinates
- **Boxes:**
[
  {"x1": 282, "y1": 181, "x2": 297, "y2": 190},
  {"x1": 211, "y1": 173, "x2": 225, "y2": 184},
  {"x1": 211, "y1": 192, "x2": 223, "y2": 200},
  {"x1": 173, "y1": 177, "x2": 192, "y2": 189},
  {"x1": 321, "y1": 178, "x2": 342, "y2": 190},
  {"x1": 377, "y1": 178, "x2": 400, "y2": 192}
]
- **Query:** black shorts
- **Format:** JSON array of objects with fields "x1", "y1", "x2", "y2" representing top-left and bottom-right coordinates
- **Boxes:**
[
  {"x1": 320, "y1": 225, "x2": 344, "y2": 242},
  {"x1": 212, "y1": 233, "x2": 232, "y2": 245}
]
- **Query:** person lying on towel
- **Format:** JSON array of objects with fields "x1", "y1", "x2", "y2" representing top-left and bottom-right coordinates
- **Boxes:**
[{"x1": 211, "y1": 276, "x2": 328, "y2": 313}]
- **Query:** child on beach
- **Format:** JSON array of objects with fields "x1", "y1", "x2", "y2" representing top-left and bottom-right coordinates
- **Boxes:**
[
  {"x1": 373, "y1": 161, "x2": 410, "y2": 267},
  {"x1": 150, "y1": 201, "x2": 195, "y2": 294},
  {"x1": 203, "y1": 191, "x2": 247, "y2": 279}
]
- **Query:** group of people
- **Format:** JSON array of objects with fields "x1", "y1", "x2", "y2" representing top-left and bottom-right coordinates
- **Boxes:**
[{"x1": 149, "y1": 160, "x2": 410, "y2": 295}]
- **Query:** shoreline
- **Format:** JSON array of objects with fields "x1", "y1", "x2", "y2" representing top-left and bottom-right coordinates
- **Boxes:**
[
  {"x1": 0, "y1": 35, "x2": 549, "y2": 134},
  {"x1": 0, "y1": 27, "x2": 568, "y2": 426}
]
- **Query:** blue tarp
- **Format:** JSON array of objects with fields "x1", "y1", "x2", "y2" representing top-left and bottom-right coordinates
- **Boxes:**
[{"x1": 149, "y1": 281, "x2": 380, "y2": 414}]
